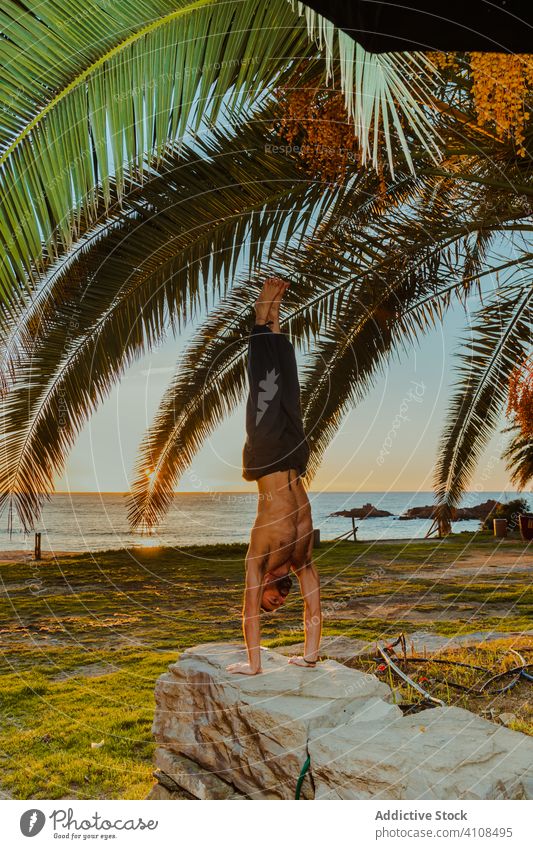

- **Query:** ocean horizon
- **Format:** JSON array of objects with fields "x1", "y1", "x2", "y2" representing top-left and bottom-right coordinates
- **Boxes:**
[{"x1": 0, "y1": 490, "x2": 530, "y2": 554}]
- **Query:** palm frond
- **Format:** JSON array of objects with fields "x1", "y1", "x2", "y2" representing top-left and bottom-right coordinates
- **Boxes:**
[
  {"x1": 0, "y1": 102, "x2": 338, "y2": 531},
  {"x1": 4, "y1": 99, "x2": 321, "y2": 368},
  {"x1": 502, "y1": 424, "x2": 533, "y2": 490},
  {"x1": 433, "y1": 280, "x2": 533, "y2": 515},
  {"x1": 127, "y1": 288, "x2": 253, "y2": 529},
  {"x1": 298, "y1": 244, "x2": 458, "y2": 481},
  {"x1": 288, "y1": 0, "x2": 443, "y2": 174},
  {"x1": 289, "y1": 175, "x2": 532, "y2": 488},
  {"x1": 125, "y1": 154, "x2": 434, "y2": 528},
  {"x1": 0, "y1": 0, "x2": 447, "y2": 315},
  {"x1": 0, "y1": 0, "x2": 320, "y2": 311},
  {"x1": 128, "y1": 161, "x2": 527, "y2": 526},
  {"x1": 126, "y1": 182, "x2": 347, "y2": 530}
]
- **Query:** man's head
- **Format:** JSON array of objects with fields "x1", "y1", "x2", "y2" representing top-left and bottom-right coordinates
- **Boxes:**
[{"x1": 260, "y1": 572, "x2": 292, "y2": 612}]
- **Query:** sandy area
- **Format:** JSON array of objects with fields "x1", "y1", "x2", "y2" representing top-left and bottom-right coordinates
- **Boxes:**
[
  {"x1": 0, "y1": 550, "x2": 76, "y2": 562},
  {"x1": 329, "y1": 545, "x2": 533, "y2": 623},
  {"x1": 413, "y1": 548, "x2": 533, "y2": 579}
]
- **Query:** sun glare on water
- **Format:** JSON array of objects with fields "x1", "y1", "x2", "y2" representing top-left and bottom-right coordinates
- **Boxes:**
[{"x1": 135, "y1": 535, "x2": 161, "y2": 548}]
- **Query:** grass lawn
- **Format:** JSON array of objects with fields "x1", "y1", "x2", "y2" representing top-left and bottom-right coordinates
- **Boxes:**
[{"x1": 0, "y1": 532, "x2": 532, "y2": 799}]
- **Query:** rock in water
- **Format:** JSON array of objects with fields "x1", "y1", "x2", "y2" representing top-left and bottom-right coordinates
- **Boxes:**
[
  {"x1": 151, "y1": 642, "x2": 533, "y2": 800},
  {"x1": 330, "y1": 503, "x2": 393, "y2": 518}
]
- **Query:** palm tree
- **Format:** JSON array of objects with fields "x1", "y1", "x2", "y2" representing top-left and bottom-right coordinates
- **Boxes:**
[
  {"x1": 2, "y1": 13, "x2": 531, "y2": 534},
  {"x1": 0, "y1": 0, "x2": 445, "y2": 531},
  {"x1": 126, "y1": 54, "x2": 533, "y2": 532}
]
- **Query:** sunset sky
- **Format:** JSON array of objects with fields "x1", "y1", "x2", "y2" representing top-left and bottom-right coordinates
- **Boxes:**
[{"x1": 55, "y1": 284, "x2": 520, "y2": 497}]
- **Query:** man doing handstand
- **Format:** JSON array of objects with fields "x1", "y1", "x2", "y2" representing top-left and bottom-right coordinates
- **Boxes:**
[{"x1": 227, "y1": 277, "x2": 322, "y2": 675}]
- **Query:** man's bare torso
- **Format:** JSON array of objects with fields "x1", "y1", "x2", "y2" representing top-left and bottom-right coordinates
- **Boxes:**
[{"x1": 249, "y1": 468, "x2": 314, "y2": 576}]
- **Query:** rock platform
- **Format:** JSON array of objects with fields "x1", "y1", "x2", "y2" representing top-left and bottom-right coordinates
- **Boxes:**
[{"x1": 149, "y1": 642, "x2": 533, "y2": 800}]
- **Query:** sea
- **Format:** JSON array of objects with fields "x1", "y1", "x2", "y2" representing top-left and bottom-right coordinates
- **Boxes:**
[{"x1": 1, "y1": 490, "x2": 531, "y2": 554}]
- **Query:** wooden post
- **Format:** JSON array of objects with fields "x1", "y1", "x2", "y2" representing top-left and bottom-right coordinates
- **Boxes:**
[
  {"x1": 34, "y1": 532, "x2": 41, "y2": 560},
  {"x1": 313, "y1": 529, "x2": 321, "y2": 548},
  {"x1": 425, "y1": 517, "x2": 439, "y2": 538}
]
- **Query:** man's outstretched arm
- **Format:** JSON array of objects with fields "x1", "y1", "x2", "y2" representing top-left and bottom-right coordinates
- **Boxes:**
[
  {"x1": 291, "y1": 560, "x2": 322, "y2": 665},
  {"x1": 226, "y1": 544, "x2": 265, "y2": 675}
]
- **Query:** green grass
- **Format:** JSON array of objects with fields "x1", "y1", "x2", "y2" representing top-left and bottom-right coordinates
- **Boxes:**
[
  {"x1": 0, "y1": 533, "x2": 531, "y2": 799},
  {"x1": 347, "y1": 637, "x2": 533, "y2": 736}
]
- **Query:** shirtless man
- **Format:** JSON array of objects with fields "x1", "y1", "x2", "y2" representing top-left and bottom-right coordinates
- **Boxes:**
[{"x1": 226, "y1": 277, "x2": 322, "y2": 675}]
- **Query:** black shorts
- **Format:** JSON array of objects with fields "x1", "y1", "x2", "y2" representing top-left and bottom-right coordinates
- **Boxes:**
[{"x1": 242, "y1": 324, "x2": 310, "y2": 482}]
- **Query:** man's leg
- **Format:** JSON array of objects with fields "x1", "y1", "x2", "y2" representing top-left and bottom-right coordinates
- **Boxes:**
[
  {"x1": 266, "y1": 281, "x2": 310, "y2": 479},
  {"x1": 244, "y1": 281, "x2": 307, "y2": 565},
  {"x1": 243, "y1": 279, "x2": 309, "y2": 481},
  {"x1": 243, "y1": 281, "x2": 292, "y2": 480}
]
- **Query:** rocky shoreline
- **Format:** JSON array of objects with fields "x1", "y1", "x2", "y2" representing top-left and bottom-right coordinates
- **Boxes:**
[
  {"x1": 330, "y1": 499, "x2": 501, "y2": 522},
  {"x1": 398, "y1": 499, "x2": 501, "y2": 521}
]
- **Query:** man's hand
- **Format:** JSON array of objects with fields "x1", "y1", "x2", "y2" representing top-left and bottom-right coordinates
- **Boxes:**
[
  {"x1": 226, "y1": 661, "x2": 262, "y2": 675},
  {"x1": 288, "y1": 656, "x2": 317, "y2": 668}
]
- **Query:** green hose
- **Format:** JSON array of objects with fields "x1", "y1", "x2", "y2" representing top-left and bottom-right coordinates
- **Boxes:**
[{"x1": 295, "y1": 754, "x2": 311, "y2": 799}]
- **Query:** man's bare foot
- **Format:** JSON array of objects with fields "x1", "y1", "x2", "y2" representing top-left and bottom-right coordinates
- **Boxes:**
[
  {"x1": 226, "y1": 661, "x2": 261, "y2": 675},
  {"x1": 288, "y1": 656, "x2": 318, "y2": 667},
  {"x1": 267, "y1": 279, "x2": 290, "y2": 333},
  {"x1": 254, "y1": 277, "x2": 285, "y2": 326}
]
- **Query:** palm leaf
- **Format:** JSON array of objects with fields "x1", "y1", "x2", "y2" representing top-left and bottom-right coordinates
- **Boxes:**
[
  {"x1": 0, "y1": 0, "x2": 445, "y2": 315},
  {"x1": 297, "y1": 245, "x2": 460, "y2": 480},
  {"x1": 127, "y1": 291, "x2": 252, "y2": 529},
  {"x1": 288, "y1": 0, "x2": 442, "y2": 174},
  {"x1": 126, "y1": 88, "x2": 533, "y2": 524},
  {"x1": 126, "y1": 182, "x2": 349, "y2": 528},
  {"x1": 0, "y1": 0, "x2": 321, "y2": 311},
  {"x1": 433, "y1": 279, "x2": 533, "y2": 517},
  {"x1": 0, "y1": 102, "x2": 338, "y2": 531},
  {"x1": 297, "y1": 211, "x2": 528, "y2": 482},
  {"x1": 125, "y1": 152, "x2": 432, "y2": 528},
  {"x1": 126, "y1": 175, "x2": 468, "y2": 526},
  {"x1": 128, "y1": 154, "x2": 528, "y2": 527},
  {"x1": 502, "y1": 424, "x2": 533, "y2": 490}
]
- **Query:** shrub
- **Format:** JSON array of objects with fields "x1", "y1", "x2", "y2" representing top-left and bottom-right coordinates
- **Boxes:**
[{"x1": 482, "y1": 497, "x2": 530, "y2": 531}]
